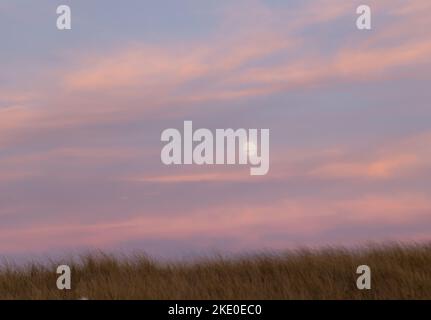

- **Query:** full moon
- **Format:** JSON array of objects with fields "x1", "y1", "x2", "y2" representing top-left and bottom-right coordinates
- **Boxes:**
[{"x1": 243, "y1": 141, "x2": 257, "y2": 157}]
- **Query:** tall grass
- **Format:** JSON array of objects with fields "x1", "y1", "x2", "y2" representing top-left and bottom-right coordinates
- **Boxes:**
[{"x1": 0, "y1": 243, "x2": 430, "y2": 299}]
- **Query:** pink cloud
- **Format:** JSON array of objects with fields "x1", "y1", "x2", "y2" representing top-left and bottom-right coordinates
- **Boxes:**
[
  {"x1": 1, "y1": 0, "x2": 430, "y2": 145},
  {"x1": 310, "y1": 154, "x2": 419, "y2": 179},
  {"x1": 1, "y1": 0, "x2": 431, "y2": 257},
  {"x1": 131, "y1": 171, "x2": 250, "y2": 183},
  {"x1": 1, "y1": 190, "x2": 430, "y2": 254}
]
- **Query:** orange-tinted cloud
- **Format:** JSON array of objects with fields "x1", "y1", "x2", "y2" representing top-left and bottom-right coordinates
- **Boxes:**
[{"x1": 310, "y1": 154, "x2": 419, "y2": 179}]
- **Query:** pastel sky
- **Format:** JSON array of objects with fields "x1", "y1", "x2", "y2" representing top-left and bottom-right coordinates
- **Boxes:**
[{"x1": 1, "y1": 0, "x2": 431, "y2": 261}]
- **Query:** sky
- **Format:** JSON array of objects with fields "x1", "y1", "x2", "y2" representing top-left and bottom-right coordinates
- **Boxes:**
[{"x1": 1, "y1": 0, "x2": 431, "y2": 261}]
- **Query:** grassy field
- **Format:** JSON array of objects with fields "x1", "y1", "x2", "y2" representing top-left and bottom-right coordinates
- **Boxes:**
[{"x1": 0, "y1": 243, "x2": 430, "y2": 299}]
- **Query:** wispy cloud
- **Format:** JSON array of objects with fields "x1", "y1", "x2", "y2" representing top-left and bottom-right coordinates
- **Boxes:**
[{"x1": 1, "y1": 0, "x2": 430, "y2": 257}]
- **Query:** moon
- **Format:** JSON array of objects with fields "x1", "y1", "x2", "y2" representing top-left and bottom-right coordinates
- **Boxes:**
[{"x1": 243, "y1": 141, "x2": 257, "y2": 157}]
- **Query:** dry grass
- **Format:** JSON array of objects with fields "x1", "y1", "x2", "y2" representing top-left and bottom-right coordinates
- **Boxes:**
[{"x1": 0, "y1": 243, "x2": 430, "y2": 299}]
